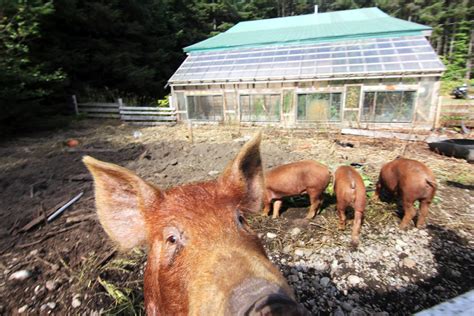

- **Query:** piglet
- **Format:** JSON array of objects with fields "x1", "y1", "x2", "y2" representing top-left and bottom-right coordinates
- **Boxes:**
[
  {"x1": 334, "y1": 166, "x2": 366, "y2": 247},
  {"x1": 376, "y1": 157, "x2": 437, "y2": 229},
  {"x1": 263, "y1": 160, "x2": 330, "y2": 219}
]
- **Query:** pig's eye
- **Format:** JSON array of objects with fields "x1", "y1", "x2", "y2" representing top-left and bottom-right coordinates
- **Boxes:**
[
  {"x1": 166, "y1": 235, "x2": 177, "y2": 244},
  {"x1": 236, "y1": 212, "x2": 247, "y2": 229}
]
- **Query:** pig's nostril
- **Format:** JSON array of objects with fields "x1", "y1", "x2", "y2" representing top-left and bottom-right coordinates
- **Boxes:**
[{"x1": 227, "y1": 278, "x2": 310, "y2": 316}]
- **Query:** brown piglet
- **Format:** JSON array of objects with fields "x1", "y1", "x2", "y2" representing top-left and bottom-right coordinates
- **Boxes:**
[
  {"x1": 83, "y1": 134, "x2": 309, "y2": 315},
  {"x1": 376, "y1": 157, "x2": 437, "y2": 230},
  {"x1": 263, "y1": 160, "x2": 331, "y2": 219},
  {"x1": 334, "y1": 166, "x2": 366, "y2": 247}
]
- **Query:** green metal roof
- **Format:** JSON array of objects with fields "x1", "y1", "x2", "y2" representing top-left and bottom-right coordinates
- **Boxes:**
[{"x1": 184, "y1": 7, "x2": 431, "y2": 53}]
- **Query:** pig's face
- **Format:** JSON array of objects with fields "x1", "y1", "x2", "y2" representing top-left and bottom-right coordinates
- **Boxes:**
[{"x1": 84, "y1": 134, "x2": 308, "y2": 316}]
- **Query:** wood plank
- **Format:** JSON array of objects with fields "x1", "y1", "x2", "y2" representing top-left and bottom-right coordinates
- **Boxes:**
[
  {"x1": 121, "y1": 115, "x2": 177, "y2": 121},
  {"x1": 120, "y1": 111, "x2": 176, "y2": 115},
  {"x1": 119, "y1": 106, "x2": 175, "y2": 111},
  {"x1": 78, "y1": 108, "x2": 120, "y2": 113},
  {"x1": 127, "y1": 121, "x2": 177, "y2": 126},
  {"x1": 86, "y1": 114, "x2": 121, "y2": 118},
  {"x1": 78, "y1": 103, "x2": 120, "y2": 108},
  {"x1": 341, "y1": 128, "x2": 425, "y2": 141}
]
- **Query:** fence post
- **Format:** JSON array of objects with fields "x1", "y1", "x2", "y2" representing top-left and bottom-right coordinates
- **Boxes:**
[
  {"x1": 434, "y1": 95, "x2": 443, "y2": 129},
  {"x1": 72, "y1": 95, "x2": 79, "y2": 115}
]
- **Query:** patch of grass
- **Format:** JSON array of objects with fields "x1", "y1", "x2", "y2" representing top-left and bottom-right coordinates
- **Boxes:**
[{"x1": 450, "y1": 172, "x2": 474, "y2": 186}]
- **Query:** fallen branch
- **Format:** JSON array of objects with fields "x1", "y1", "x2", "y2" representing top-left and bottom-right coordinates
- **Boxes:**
[
  {"x1": 16, "y1": 225, "x2": 80, "y2": 249},
  {"x1": 66, "y1": 213, "x2": 96, "y2": 225},
  {"x1": 47, "y1": 192, "x2": 84, "y2": 223},
  {"x1": 66, "y1": 148, "x2": 115, "y2": 153},
  {"x1": 96, "y1": 248, "x2": 117, "y2": 268}
]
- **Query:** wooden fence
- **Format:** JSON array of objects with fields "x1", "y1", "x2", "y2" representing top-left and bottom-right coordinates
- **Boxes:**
[
  {"x1": 74, "y1": 96, "x2": 176, "y2": 125},
  {"x1": 440, "y1": 103, "x2": 474, "y2": 128}
]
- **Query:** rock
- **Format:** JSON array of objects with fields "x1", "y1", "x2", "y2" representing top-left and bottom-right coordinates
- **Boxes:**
[
  {"x1": 334, "y1": 306, "x2": 345, "y2": 316},
  {"x1": 290, "y1": 227, "x2": 301, "y2": 236},
  {"x1": 294, "y1": 249, "x2": 304, "y2": 257},
  {"x1": 331, "y1": 260, "x2": 339, "y2": 271},
  {"x1": 34, "y1": 285, "x2": 44, "y2": 295},
  {"x1": 383, "y1": 251, "x2": 390, "y2": 257},
  {"x1": 342, "y1": 301, "x2": 354, "y2": 312},
  {"x1": 208, "y1": 170, "x2": 219, "y2": 176},
  {"x1": 72, "y1": 296, "x2": 81, "y2": 308},
  {"x1": 8, "y1": 270, "x2": 32, "y2": 281},
  {"x1": 18, "y1": 305, "x2": 28, "y2": 313},
  {"x1": 403, "y1": 258, "x2": 416, "y2": 269},
  {"x1": 348, "y1": 275, "x2": 362, "y2": 285},
  {"x1": 47, "y1": 302, "x2": 56, "y2": 310},
  {"x1": 313, "y1": 260, "x2": 328, "y2": 271},
  {"x1": 29, "y1": 249, "x2": 39, "y2": 256},
  {"x1": 396, "y1": 239, "x2": 407, "y2": 247},
  {"x1": 374, "y1": 312, "x2": 389, "y2": 316},
  {"x1": 450, "y1": 269, "x2": 461, "y2": 278},
  {"x1": 350, "y1": 307, "x2": 367, "y2": 316},
  {"x1": 303, "y1": 249, "x2": 313, "y2": 257},
  {"x1": 283, "y1": 245, "x2": 292, "y2": 254},
  {"x1": 288, "y1": 274, "x2": 299, "y2": 283},
  {"x1": 266, "y1": 232, "x2": 277, "y2": 239},
  {"x1": 320, "y1": 277, "x2": 330, "y2": 287},
  {"x1": 46, "y1": 280, "x2": 59, "y2": 291}
]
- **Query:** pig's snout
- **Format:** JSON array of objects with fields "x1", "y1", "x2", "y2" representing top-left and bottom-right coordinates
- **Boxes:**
[{"x1": 227, "y1": 278, "x2": 309, "y2": 316}]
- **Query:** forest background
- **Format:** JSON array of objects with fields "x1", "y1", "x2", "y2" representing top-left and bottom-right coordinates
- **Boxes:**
[{"x1": 0, "y1": 0, "x2": 472, "y2": 134}]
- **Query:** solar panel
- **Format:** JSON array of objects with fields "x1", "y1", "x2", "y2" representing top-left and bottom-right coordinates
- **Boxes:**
[{"x1": 169, "y1": 36, "x2": 444, "y2": 84}]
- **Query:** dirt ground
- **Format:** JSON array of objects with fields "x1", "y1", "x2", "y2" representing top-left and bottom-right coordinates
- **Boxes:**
[{"x1": 0, "y1": 120, "x2": 473, "y2": 315}]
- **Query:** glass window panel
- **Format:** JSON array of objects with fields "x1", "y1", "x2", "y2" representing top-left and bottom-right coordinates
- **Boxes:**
[
  {"x1": 360, "y1": 91, "x2": 415, "y2": 122},
  {"x1": 365, "y1": 57, "x2": 381, "y2": 63},
  {"x1": 333, "y1": 59, "x2": 346, "y2": 65},
  {"x1": 382, "y1": 56, "x2": 400, "y2": 63},
  {"x1": 417, "y1": 53, "x2": 437, "y2": 61},
  {"x1": 385, "y1": 63, "x2": 402, "y2": 71},
  {"x1": 240, "y1": 94, "x2": 281, "y2": 122},
  {"x1": 397, "y1": 48, "x2": 414, "y2": 54},
  {"x1": 333, "y1": 66, "x2": 347, "y2": 73},
  {"x1": 403, "y1": 62, "x2": 421, "y2": 70},
  {"x1": 377, "y1": 43, "x2": 392, "y2": 49},
  {"x1": 273, "y1": 56, "x2": 287, "y2": 62},
  {"x1": 380, "y1": 49, "x2": 396, "y2": 55},
  {"x1": 345, "y1": 86, "x2": 361, "y2": 109},
  {"x1": 301, "y1": 67, "x2": 315, "y2": 75},
  {"x1": 420, "y1": 61, "x2": 444, "y2": 69},
  {"x1": 349, "y1": 65, "x2": 364, "y2": 72},
  {"x1": 187, "y1": 95, "x2": 223, "y2": 121},
  {"x1": 347, "y1": 51, "x2": 362, "y2": 57},
  {"x1": 363, "y1": 50, "x2": 378, "y2": 56},
  {"x1": 318, "y1": 53, "x2": 330, "y2": 59},
  {"x1": 399, "y1": 55, "x2": 417, "y2": 61},
  {"x1": 349, "y1": 58, "x2": 364, "y2": 64},
  {"x1": 333, "y1": 52, "x2": 346, "y2": 58},
  {"x1": 297, "y1": 93, "x2": 341, "y2": 122},
  {"x1": 316, "y1": 66, "x2": 332, "y2": 74}
]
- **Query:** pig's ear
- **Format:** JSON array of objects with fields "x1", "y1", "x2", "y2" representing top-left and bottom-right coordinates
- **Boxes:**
[
  {"x1": 83, "y1": 156, "x2": 162, "y2": 250},
  {"x1": 219, "y1": 132, "x2": 264, "y2": 213}
]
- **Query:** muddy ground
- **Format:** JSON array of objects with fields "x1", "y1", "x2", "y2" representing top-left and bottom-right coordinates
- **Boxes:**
[{"x1": 0, "y1": 120, "x2": 473, "y2": 315}]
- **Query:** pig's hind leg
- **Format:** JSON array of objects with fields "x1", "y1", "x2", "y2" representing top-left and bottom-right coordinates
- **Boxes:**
[
  {"x1": 416, "y1": 199, "x2": 430, "y2": 228},
  {"x1": 399, "y1": 197, "x2": 416, "y2": 230},
  {"x1": 306, "y1": 188, "x2": 322, "y2": 219},
  {"x1": 272, "y1": 200, "x2": 283, "y2": 219},
  {"x1": 336, "y1": 201, "x2": 347, "y2": 230}
]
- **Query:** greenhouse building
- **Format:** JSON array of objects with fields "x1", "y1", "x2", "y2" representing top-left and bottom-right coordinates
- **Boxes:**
[{"x1": 168, "y1": 7, "x2": 445, "y2": 129}]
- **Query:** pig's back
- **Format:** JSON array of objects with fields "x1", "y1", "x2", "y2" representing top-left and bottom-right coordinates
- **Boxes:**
[{"x1": 266, "y1": 160, "x2": 329, "y2": 194}]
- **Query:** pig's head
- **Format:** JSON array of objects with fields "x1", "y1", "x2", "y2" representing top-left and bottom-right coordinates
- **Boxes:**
[{"x1": 83, "y1": 134, "x2": 308, "y2": 315}]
